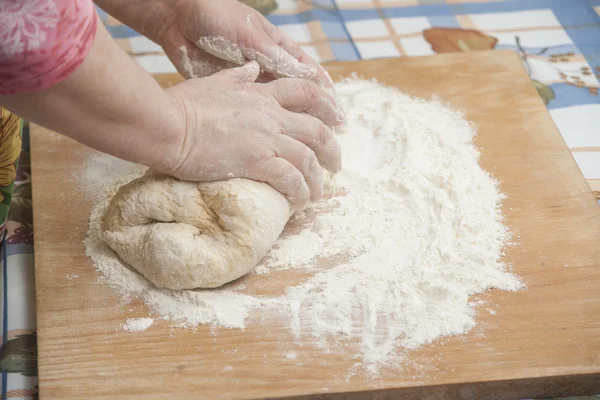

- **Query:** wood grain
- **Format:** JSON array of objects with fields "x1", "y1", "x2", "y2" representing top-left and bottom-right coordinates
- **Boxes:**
[{"x1": 31, "y1": 50, "x2": 600, "y2": 399}]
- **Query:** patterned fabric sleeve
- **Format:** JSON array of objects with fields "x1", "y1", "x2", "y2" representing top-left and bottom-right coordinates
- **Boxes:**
[{"x1": 0, "y1": 0, "x2": 97, "y2": 95}]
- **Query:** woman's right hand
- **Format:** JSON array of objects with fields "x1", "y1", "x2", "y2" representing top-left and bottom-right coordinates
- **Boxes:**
[{"x1": 163, "y1": 61, "x2": 344, "y2": 210}]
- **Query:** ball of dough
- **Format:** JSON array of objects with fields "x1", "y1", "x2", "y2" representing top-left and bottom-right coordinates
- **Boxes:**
[{"x1": 101, "y1": 173, "x2": 291, "y2": 290}]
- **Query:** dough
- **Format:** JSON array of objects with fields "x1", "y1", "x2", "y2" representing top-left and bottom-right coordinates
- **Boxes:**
[{"x1": 101, "y1": 172, "x2": 291, "y2": 290}]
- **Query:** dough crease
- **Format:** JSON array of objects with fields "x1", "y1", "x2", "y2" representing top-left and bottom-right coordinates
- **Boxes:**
[{"x1": 101, "y1": 172, "x2": 291, "y2": 290}]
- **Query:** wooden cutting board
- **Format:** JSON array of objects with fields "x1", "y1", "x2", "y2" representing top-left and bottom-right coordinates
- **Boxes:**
[{"x1": 31, "y1": 50, "x2": 600, "y2": 399}]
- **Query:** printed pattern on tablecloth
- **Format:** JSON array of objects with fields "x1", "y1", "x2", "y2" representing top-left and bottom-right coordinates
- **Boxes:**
[{"x1": 0, "y1": 122, "x2": 36, "y2": 399}]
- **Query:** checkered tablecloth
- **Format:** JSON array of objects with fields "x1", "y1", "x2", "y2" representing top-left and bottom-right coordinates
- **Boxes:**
[{"x1": 2, "y1": 1, "x2": 599, "y2": 398}]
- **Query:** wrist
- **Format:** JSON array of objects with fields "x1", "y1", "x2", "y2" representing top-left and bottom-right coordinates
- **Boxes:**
[{"x1": 140, "y1": 88, "x2": 188, "y2": 175}]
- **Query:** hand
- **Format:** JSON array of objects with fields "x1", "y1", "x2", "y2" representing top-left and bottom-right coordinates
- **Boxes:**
[
  {"x1": 163, "y1": 61, "x2": 343, "y2": 210},
  {"x1": 156, "y1": 0, "x2": 333, "y2": 87}
]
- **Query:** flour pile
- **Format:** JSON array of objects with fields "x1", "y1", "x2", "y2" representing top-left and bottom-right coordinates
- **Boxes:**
[{"x1": 84, "y1": 78, "x2": 523, "y2": 372}]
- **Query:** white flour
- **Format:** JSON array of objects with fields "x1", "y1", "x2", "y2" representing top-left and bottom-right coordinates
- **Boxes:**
[
  {"x1": 122, "y1": 318, "x2": 154, "y2": 332},
  {"x1": 83, "y1": 78, "x2": 523, "y2": 373}
]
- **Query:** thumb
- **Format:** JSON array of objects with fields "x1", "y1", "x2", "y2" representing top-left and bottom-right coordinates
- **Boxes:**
[{"x1": 214, "y1": 61, "x2": 260, "y2": 83}]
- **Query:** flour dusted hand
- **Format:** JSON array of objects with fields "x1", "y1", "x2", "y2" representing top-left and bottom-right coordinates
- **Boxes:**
[
  {"x1": 96, "y1": 0, "x2": 333, "y2": 85},
  {"x1": 164, "y1": 61, "x2": 343, "y2": 210},
  {"x1": 101, "y1": 172, "x2": 291, "y2": 290},
  {"x1": 158, "y1": 0, "x2": 333, "y2": 86}
]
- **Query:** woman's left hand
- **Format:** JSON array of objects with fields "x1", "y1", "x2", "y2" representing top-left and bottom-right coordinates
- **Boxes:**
[{"x1": 104, "y1": 0, "x2": 333, "y2": 86}]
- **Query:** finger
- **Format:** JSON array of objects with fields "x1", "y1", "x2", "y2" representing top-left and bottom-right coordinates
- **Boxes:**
[
  {"x1": 264, "y1": 79, "x2": 345, "y2": 126},
  {"x1": 260, "y1": 20, "x2": 334, "y2": 89},
  {"x1": 196, "y1": 35, "x2": 247, "y2": 65},
  {"x1": 211, "y1": 61, "x2": 260, "y2": 83},
  {"x1": 255, "y1": 24, "x2": 342, "y2": 111},
  {"x1": 166, "y1": 43, "x2": 233, "y2": 79},
  {"x1": 239, "y1": 23, "x2": 318, "y2": 80},
  {"x1": 250, "y1": 157, "x2": 310, "y2": 210},
  {"x1": 273, "y1": 135, "x2": 324, "y2": 201},
  {"x1": 279, "y1": 111, "x2": 342, "y2": 173}
]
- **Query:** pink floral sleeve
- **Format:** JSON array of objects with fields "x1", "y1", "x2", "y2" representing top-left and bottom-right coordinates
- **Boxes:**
[{"x1": 0, "y1": 0, "x2": 97, "y2": 95}]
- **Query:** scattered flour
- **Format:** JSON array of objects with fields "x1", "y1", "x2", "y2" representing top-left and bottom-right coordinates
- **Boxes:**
[
  {"x1": 79, "y1": 152, "x2": 146, "y2": 198},
  {"x1": 83, "y1": 78, "x2": 523, "y2": 373},
  {"x1": 122, "y1": 317, "x2": 154, "y2": 332}
]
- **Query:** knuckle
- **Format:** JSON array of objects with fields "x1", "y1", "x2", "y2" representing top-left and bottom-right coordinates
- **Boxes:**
[
  {"x1": 259, "y1": 117, "x2": 280, "y2": 135},
  {"x1": 251, "y1": 149, "x2": 276, "y2": 168}
]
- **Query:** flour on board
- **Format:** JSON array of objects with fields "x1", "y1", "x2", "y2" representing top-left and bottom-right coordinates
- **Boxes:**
[
  {"x1": 84, "y1": 77, "x2": 523, "y2": 373},
  {"x1": 122, "y1": 317, "x2": 154, "y2": 332}
]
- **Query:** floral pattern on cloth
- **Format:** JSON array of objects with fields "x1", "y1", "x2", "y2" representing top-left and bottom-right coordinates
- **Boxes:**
[
  {"x1": 6, "y1": 148, "x2": 32, "y2": 246},
  {"x1": 0, "y1": 107, "x2": 21, "y2": 240},
  {"x1": 421, "y1": 27, "x2": 598, "y2": 107},
  {"x1": 0, "y1": 121, "x2": 35, "y2": 399},
  {"x1": 0, "y1": 0, "x2": 97, "y2": 95}
]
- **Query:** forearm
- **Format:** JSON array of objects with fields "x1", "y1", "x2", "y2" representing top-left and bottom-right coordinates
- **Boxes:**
[
  {"x1": 94, "y1": 0, "x2": 182, "y2": 44},
  {"x1": 0, "y1": 18, "x2": 182, "y2": 173}
]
